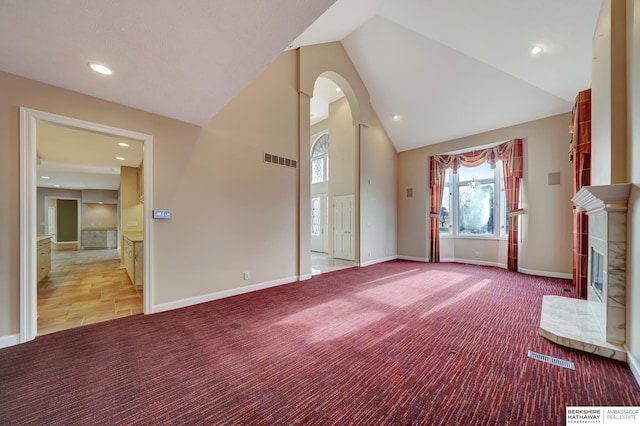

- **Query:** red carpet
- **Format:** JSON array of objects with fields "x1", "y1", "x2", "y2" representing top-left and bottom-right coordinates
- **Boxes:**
[{"x1": 1, "y1": 261, "x2": 638, "y2": 425}]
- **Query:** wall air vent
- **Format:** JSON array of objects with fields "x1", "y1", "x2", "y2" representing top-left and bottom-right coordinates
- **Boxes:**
[{"x1": 264, "y1": 153, "x2": 297, "y2": 169}]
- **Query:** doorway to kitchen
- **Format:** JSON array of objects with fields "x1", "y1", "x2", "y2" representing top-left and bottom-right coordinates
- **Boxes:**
[{"x1": 20, "y1": 107, "x2": 154, "y2": 343}]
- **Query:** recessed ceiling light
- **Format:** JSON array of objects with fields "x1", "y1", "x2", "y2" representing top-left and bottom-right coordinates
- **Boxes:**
[
  {"x1": 41, "y1": 175, "x2": 50, "y2": 179},
  {"x1": 89, "y1": 63, "x2": 113, "y2": 75},
  {"x1": 53, "y1": 184, "x2": 60, "y2": 188},
  {"x1": 118, "y1": 142, "x2": 129, "y2": 147},
  {"x1": 531, "y1": 46, "x2": 543, "y2": 55},
  {"x1": 116, "y1": 157, "x2": 125, "y2": 161},
  {"x1": 393, "y1": 115, "x2": 400, "y2": 120},
  {"x1": 336, "y1": 87, "x2": 342, "y2": 92}
]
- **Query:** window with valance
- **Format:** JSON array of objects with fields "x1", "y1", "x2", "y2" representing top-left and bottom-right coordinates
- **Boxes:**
[{"x1": 429, "y1": 138, "x2": 523, "y2": 271}]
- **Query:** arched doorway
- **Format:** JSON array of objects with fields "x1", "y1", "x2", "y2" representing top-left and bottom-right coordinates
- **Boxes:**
[{"x1": 309, "y1": 75, "x2": 357, "y2": 275}]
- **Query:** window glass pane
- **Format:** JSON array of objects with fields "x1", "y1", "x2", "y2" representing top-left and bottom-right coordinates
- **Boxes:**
[
  {"x1": 458, "y1": 183, "x2": 494, "y2": 234},
  {"x1": 440, "y1": 189, "x2": 451, "y2": 233},
  {"x1": 440, "y1": 169, "x2": 451, "y2": 233},
  {"x1": 311, "y1": 133, "x2": 328, "y2": 158},
  {"x1": 311, "y1": 197, "x2": 321, "y2": 235},
  {"x1": 312, "y1": 159, "x2": 323, "y2": 184},
  {"x1": 457, "y1": 161, "x2": 493, "y2": 182}
]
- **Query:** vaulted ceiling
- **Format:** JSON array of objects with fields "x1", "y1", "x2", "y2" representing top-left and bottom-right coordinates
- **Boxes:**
[{"x1": 1, "y1": 0, "x2": 602, "y2": 188}]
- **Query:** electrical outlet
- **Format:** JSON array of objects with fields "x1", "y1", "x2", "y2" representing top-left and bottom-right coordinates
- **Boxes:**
[
  {"x1": 474, "y1": 251, "x2": 480, "y2": 258},
  {"x1": 243, "y1": 272, "x2": 250, "y2": 280}
]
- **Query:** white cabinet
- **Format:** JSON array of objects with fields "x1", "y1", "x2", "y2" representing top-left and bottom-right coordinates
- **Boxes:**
[
  {"x1": 82, "y1": 229, "x2": 117, "y2": 248},
  {"x1": 37, "y1": 236, "x2": 51, "y2": 282},
  {"x1": 123, "y1": 235, "x2": 143, "y2": 289}
]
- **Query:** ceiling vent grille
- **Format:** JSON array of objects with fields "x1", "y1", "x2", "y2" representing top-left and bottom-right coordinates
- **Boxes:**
[{"x1": 264, "y1": 153, "x2": 297, "y2": 169}]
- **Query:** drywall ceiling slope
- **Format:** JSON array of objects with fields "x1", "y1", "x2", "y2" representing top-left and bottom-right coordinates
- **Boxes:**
[
  {"x1": 291, "y1": 0, "x2": 601, "y2": 152},
  {"x1": 342, "y1": 16, "x2": 572, "y2": 151},
  {"x1": 0, "y1": 0, "x2": 336, "y2": 126},
  {"x1": 378, "y1": 0, "x2": 601, "y2": 103}
]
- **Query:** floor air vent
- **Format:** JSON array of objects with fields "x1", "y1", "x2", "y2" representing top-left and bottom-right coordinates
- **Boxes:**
[{"x1": 527, "y1": 350, "x2": 575, "y2": 370}]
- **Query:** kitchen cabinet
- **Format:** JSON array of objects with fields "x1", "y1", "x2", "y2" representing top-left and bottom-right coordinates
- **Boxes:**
[
  {"x1": 123, "y1": 234, "x2": 143, "y2": 289},
  {"x1": 82, "y1": 229, "x2": 117, "y2": 249},
  {"x1": 37, "y1": 236, "x2": 51, "y2": 282},
  {"x1": 137, "y1": 161, "x2": 144, "y2": 204}
]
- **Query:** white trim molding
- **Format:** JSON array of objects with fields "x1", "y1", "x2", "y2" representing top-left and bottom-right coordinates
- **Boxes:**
[
  {"x1": 20, "y1": 107, "x2": 154, "y2": 343},
  {"x1": 0, "y1": 334, "x2": 20, "y2": 349},
  {"x1": 625, "y1": 345, "x2": 640, "y2": 387},
  {"x1": 152, "y1": 276, "x2": 299, "y2": 314},
  {"x1": 440, "y1": 258, "x2": 505, "y2": 269},
  {"x1": 396, "y1": 255, "x2": 429, "y2": 262},
  {"x1": 519, "y1": 268, "x2": 572, "y2": 280},
  {"x1": 360, "y1": 255, "x2": 398, "y2": 267}
]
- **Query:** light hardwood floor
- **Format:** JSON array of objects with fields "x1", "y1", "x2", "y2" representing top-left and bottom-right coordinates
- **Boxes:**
[{"x1": 37, "y1": 247, "x2": 142, "y2": 336}]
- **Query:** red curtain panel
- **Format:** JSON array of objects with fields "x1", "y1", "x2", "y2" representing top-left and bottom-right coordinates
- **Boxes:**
[{"x1": 569, "y1": 89, "x2": 592, "y2": 298}]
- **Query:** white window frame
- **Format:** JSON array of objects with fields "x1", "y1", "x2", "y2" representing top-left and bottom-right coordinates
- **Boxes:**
[
  {"x1": 440, "y1": 162, "x2": 508, "y2": 240},
  {"x1": 311, "y1": 132, "x2": 329, "y2": 184}
]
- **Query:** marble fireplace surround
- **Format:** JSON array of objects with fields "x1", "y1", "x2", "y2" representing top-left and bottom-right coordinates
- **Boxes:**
[{"x1": 539, "y1": 183, "x2": 631, "y2": 361}]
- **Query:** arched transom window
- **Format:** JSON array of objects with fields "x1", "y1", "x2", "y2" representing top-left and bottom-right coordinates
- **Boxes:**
[{"x1": 311, "y1": 132, "x2": 329, "y2": 184}]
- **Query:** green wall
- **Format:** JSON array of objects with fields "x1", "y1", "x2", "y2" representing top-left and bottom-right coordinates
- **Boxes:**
[{"x1": 56, "y1": 199, "x2": 77, "y2": 242}]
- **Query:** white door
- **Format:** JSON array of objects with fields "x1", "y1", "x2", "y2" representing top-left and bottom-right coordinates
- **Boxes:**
[
  {"x1": 310, "y1": 194, "x2": 328, "y2": 252},
  {"x1": 333, "y1": 195, "x2": 355, "y2": 261}
]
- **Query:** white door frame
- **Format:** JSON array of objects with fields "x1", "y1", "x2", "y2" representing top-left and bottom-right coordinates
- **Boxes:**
[{"x1": 19, "y1": 107, "x2": 154, "y2": 343}]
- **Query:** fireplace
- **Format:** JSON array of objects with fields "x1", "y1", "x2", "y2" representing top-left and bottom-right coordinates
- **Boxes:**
[{"x1": 539, "y1": 183, "x2": 630, "y2": 361}]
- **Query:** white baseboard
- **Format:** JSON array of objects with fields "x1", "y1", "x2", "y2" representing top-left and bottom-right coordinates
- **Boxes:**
[
  {"x1": 441, "y1": 258, "x2": 505, "y2": 269},
  {"x1": 151, "y1": 275, "x2": 299, "y2": 314},
  {"x1": 396, "y1": 255, "x2": 429, "y2": 262},
  {"x1": 299, "y1": 273, "x2": 313, "y2": 281},
  {"x1": 0, "y1": 333, "x2": 20, "y2": 349},
  {"x1": 519, "y1": 267, "x2": 572, "y2": 280},
  {"x1": 360, "y1": 255, "x2": 397, "y2": 267},
  {"x1": 625, "y1": 345, "x2": 640, "y2": 387}
]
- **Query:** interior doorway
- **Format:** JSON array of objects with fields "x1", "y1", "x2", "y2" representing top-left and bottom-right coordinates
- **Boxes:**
[
  {"x1": 309, "y1": 75, "x2": 357, "y2": 274},
  {"x1": 19, "y1": 107, "x2": 154, "y2": 343}
]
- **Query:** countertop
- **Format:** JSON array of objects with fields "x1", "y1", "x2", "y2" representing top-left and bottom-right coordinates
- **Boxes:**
[
  {"x1": 82, "y1": 227, "x2": 117, "y2": 231},
  {"x1": 36, "y1": 235, "x2": 52, "y2": 242}
]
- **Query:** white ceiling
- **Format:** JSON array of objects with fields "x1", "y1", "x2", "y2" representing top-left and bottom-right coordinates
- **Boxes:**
[
  {"x1": 311, "y1": 77, "x2": 345, "y2": 125},
  {"x1": 297, "y1": 0, "x2": 602, "y2": 151},
  {"x1": 1, "y1": 0, "x2": 602, "y2": 185},
  {"x1": 36, "y1": 121, "x2": 144, "y2": 190},
  {"x1": 0, "y1": 0, "x2": 336, "y2": 126}
]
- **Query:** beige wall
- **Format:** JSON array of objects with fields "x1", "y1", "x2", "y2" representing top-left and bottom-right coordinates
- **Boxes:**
[
  {"x1": 398, "y1": 113, "x2": 573, "y2": 275},
  {"x1": 0, "y1": 41, "x2": 398, "y2": 339},
  {"x1": 81, "y1": 203, "x2": 117, "y2": 229},
  {"x1": 626, "y1": 0, "x2": 640, "y2": 380},
  {"x1": 592, "y1": 0, "x2": 629, "y2": 185},
  {"x1": 328, "y1": 97, "x2": 356, "y2": 197}
]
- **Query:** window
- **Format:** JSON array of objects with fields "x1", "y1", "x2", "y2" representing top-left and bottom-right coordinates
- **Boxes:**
[
  {"x1": 440, "y1": 161, "x2": 508, "y2": 238},
  {"x1": 311, "y1": 133, "x2": 329, "y2": 184},
  {"x1": 311, "y1": 197, "x2": 321, "y2": 236}
]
